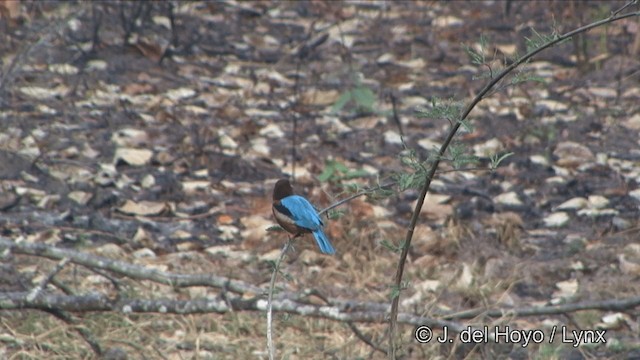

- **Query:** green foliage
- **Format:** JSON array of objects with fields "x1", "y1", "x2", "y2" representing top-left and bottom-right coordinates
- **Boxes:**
[
  {"x1": 381, "y1": 239, "x2": 406, "y2": 253},
  {"x1": 457, "y1": 118, "x2": 474, "y2": 133},
  {"x1": 341, "y1": 182, "x2": 362, "y2": 193},
  {"x1": 534, "y1": 343, "x2": 567, "y2": 360},
  {"x1": 318, "y1": 159, "x2": 369, "y2": 182},
  {"x1": 280, "y1": 270, "x2": 294, "y2": 282},
  {"x1": 390, "y1": 285, "x2": 401, "y2": 300},
  {"x1": 266, "y1": 260, "x2": 277, "y2": 270},
  {"x1": 343, "y1": 178, "x2": 396, "y2": 201},
  {"x1": 367, "y1": 186, "x2": 395, "y2": 200},
  {"x1": 446, "y1": 141, "x2": 479, "y2": 169},
  {"x1": 528, "y1": 124, "x2": 557, "y2": 143},
  {"x1": 511, "y1": 70, "x2": 546, "y2": 85},
  {"x1": 525, "y1": 27, "x2": 559, "y2": 53},
  {"x1": 489, "y1": 152, "x2": 514, "y2": 170},
  {"x1": 462, "y1": 34, "x2": 489, "y2": 65},
  {"x1": 462, "y1": 31, "x2": 564, "y2": 87},
  {"x1": 395, "y1": 148, "x2": 430, "y2": 191},
  {"x1": 331, "y1": 75, "x2": 379, "y2": 115},
  {"x1": 395, "y1": 171, "x2": 425, "y2": 192},
  {"x1": 416, "y1": 97, "x2": 463, "y2": 123},
  {"x1": 389, "y1": 281, "x2": 410, "y2": 300},
  {"x1": 399, "y1": 148, "x2": 428, "y2": 171},
  {"x1": 605, "y1": 338, "x2": 627, "y2": 353},
  {"x1": 566, "y1": 237, "x2": 586, "y2": 255},
  {"x1": 327, "y1": 208, "x2": 345, "y2": 220}
]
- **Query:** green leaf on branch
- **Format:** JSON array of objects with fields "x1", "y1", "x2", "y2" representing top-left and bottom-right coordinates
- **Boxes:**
[
  {"x1": 381, "y1": 239, "x2": 406, "y2": 253},
  {"x1": 417, "y1": 97, "x2": 463, "y2": 123},
  {"x1": 447, "y1": 142, "x2": 479, "y2": 169},
  {"x1": 462, "y1": 34, "x2": 489, "y2": 65},
  {"x1": 490, "y1": 152, "x2": 514, "y2": 170},
  {"x1": 327, "y1": 209, "x2": 345, "y2": 220}
]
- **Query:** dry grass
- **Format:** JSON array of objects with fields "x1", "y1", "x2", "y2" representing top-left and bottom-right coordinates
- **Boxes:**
[
  {"x1": 0, "y1": 209, "x2": 591, "y2": 360},
  {"x1": 4, "y1": 193, "x2": 640, "y2": 360}
]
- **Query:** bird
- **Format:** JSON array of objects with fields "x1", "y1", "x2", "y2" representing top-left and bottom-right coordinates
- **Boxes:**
[{"x1": 272, "y1": 179, "x2": 335, "y2": 255}]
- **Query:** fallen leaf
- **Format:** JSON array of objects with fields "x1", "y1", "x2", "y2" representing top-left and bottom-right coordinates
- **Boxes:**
[
  {"x1": 552, "y1": 279, "x2": 578, "y2": 300},
  {"x1": 493, "y1": 191, "x2": 523, "y2": 206},
  {"x1": 165, "y1": 87, "x2": 196, "y2": 101},
  {"x1": 114, "y1": 147, "x2": 153, "y2": 166},
  {"x1": 19, "y1": 85, "x2": 69, "y2": 100},
  {"x1": 554, "y1": 197, "x2": 588, "y2": 211},
  {"x1": 543, "y1": 212, "x2": 570, "y2": 227},
  {"x1": 117, "y1": 200, "x2": 170, "y2": 216},
  {"x1": 553, "y1": 141, "x2": 595, "y2": 167},
  {"x1": 432, "y1": 15, "x2": 463, "y2": 27},
  {"x1": 302, "y1": 89, "x2": 340, "y2": 106},
  {"x1": 68, "y1": 191, "x2": 92, "y2": 205}
]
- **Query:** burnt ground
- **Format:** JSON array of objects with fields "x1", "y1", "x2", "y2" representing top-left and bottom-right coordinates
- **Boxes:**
[{"x1": 1, "y1": 1, "x2": 640, "y2": 359}]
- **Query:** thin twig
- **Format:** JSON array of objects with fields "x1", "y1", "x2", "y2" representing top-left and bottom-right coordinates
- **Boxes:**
[
  {"x1": 27, "y1": 258, "x2": 70, "y2": 302},
  {"x1": 346, "y1": 322, "x2": 387, "y2": 356},
  {"x1": 306, "y1": 288, "x2": 387, "y2": 355},
  {"x1": 318, "y1": 181, "x2": 395, "y2": 215},
  {"x1": 267, "y1": 238, "x2": 292, "y2": 360},
  {"x1": 389, "y1": 93, "x2": 404, "y2": 138}
]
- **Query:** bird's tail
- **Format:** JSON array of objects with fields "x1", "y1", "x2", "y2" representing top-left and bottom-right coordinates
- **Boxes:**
[{"x1": 312, "y1": 229, "x2": 335, "y2": 255}]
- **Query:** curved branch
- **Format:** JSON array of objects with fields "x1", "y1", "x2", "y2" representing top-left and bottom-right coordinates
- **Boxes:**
[{"x1": 387, "y1": 3, "x2": 640, "y2": 358}]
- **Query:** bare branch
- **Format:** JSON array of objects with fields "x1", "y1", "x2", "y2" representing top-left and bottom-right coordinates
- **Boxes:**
[
  {"x1": 0, "y1": 237, "x2": 262, "y2": 295},
  {"x1": 387, "y1": 3, "x2": 640, "y2": 358},
  {"x1": 27, "y1": 258, "x2": 69, "y2": 302},
  {"x1": 318, "y1": 181, "x2": 395, "y2": 215},
  {"x1": 3, "y1": 289, "x2": 640, "y2": 336},
  {"x1": 267, "y1": 238, "x2": 292, "y2": 360}
]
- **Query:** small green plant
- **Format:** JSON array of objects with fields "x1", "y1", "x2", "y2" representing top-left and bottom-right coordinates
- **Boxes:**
[
  {"x1": 331, "y1": 74, "x2": 380, "y2": 115},
  {"x1": 381, "y1": 239, "x2": 406, "y2": 254},
  {"x1": 489, "y1": 152, "x2": 514, "y2": 170},
  {"x1": 318, "y1": 159, "x2": 370, "y2": 182}
]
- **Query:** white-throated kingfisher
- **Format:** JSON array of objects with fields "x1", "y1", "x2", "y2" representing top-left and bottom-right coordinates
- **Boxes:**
[{"x1": 272, "y1": 179, "x2": 335, "y2": 255}]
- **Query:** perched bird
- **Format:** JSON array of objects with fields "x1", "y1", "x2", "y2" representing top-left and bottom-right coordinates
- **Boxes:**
[{"x1": 272, "y1": 179, "x2": 335, "y2": 255}]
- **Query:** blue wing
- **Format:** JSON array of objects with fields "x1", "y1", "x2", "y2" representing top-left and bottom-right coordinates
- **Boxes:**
[{"x1": 279, "y1": 195, "x2": 323, "y2": 230}]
